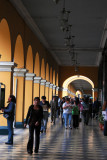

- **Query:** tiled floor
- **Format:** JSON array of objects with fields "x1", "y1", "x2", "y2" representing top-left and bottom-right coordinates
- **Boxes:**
[{"x1": 0, "y1": 118, "x2": 107, "y2": 160}]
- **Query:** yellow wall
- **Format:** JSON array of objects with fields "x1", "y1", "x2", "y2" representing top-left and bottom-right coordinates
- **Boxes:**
[
  {"x1": 45, "y1": 86, "x2": 49, "y2": 101},
  {"x1": 49, "y1": 88, "x2": 53, "y2": 102},
  {"x1": 14, "y1": 35, "x2": 24, "y2": 68},
  {"x1": 13, "y1": 77, "x2": 24, "y2": 122},
  {"x1": 26, "y1": 45, "x2": 33, "y2": 73},
  {"x1": 34, "y1": 83, "x2": 40, "y2": 97},
  {"x1": 46, "y1": 63, "x2": 49, "y2": 81},
  {"x1": 24, "y1": 80, "x2": 33, "y2": 119},
  {"x1": 0, "y1": 19, "x2": 11, "y2": 61},
  {"x1": 40, "y1": 85, "x2": 45, "y2": 99},
  {"x1": 0, "y1": 72, "x2": 12, "y2": 126},
  {"x1": 34, "y1": 53, "x2": 40, "y2": 76}
]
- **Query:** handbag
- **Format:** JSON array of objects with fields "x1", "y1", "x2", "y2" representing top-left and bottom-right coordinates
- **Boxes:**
[{"x1": 3, "y1": 114, "x2": 10, "y2": 119}]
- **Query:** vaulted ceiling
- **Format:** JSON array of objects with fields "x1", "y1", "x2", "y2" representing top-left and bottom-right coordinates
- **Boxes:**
[
  {"x1": 10, "y1": 0, "x2": 107, "y2": 67},
  {"x1": 9, "y1": 0, "x2": 107, "y2": 93}
]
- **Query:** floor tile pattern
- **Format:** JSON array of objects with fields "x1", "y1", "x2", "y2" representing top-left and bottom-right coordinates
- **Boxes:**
[{"x1": 0, "y1": 118, "x2": 107, "y2": 160}]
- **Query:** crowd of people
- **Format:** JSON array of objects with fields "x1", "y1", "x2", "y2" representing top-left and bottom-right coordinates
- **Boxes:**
[{"x1": 1, "y1": 94, "x2": 102, "y2": 155}]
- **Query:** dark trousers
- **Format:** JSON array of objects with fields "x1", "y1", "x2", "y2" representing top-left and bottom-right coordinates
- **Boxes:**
[
  {"x1": 51, "y1": 109, "x2": 56, "y2": 124},
  {"x1": 7, "y1": 119, "x2": 13, "y2": 144},
  {"x1": 73, "y1": 115, "x2": 79, "y2": 128},
  {"x1": 27, "y1": 124, "x2": 41, "y2": 152},
  {"x1": 83, "y1": 110, "x2": 89, "y2": 125}
]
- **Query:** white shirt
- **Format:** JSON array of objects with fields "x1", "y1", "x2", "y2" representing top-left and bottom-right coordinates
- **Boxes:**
[{"x1": 63, "y1": 102, "x2": 72, "y2": 114}]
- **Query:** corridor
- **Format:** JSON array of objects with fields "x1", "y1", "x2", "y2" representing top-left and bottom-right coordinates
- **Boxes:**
[{"x1": 0, "y1": 118, "x2": 107, "y2": 160}]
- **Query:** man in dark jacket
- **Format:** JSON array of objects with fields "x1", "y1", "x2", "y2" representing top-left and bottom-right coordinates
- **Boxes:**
[
  {"x1": 24, "y1": 97, "x2": 43, "y2": 154},
  {"x1": 40, "y1": 96, "x2": 50, "y2": 133},
  {"x1": 2, "y1": 95, "x2": 16, "y2": 145}
]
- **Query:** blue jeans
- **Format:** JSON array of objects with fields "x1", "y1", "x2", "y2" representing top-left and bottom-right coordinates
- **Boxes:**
[
  {"x1": 63, "y1": 113, "x2": 72, "y2": 127},
  {"x1": 7, "y1": 119, "x2": 13, "y2": 144},
  {"x1": 41, "y1": 111, "x2": 48, "y2": 131}
]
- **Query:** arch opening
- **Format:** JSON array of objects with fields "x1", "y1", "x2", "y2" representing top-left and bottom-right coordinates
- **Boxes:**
[{"x1": 62, "y1": 75, "x2": 94, "y2": 100}]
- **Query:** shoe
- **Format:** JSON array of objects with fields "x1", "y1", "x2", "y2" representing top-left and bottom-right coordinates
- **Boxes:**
[
  {"x1": 69, "y1": 126, "x2": 72, "y2": 129},
  {"x1": 5, "y1": 142, "x2": 13, "y2": 145},
  {"x1": 40, "y1": 130, "x2": 43, "y2": 133},
  {"x1": 27, "y1": 150, "x2": 33, "y2": 154},
  {"x1": 34, "y1": 149, "x2": 38, "y2": 153}
]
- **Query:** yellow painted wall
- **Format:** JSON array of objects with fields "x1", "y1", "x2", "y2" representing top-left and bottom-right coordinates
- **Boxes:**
[
  {"x1": 24, "y1": 80, "x2": 33, "y2": 119},
  {"x1": 56, "y1": 73, "x2": 58, "y2": 86},
  {"x1": 13, "y1": 77, "x2": 24, "y2": 122},
  {"x1": 0, "y1": 19, "x2": 11, "y2": 61},
  {"x1": 0, "y1": 72, "x2": 12, "y2": 126},
  {"x1": 41, "y1": 59, "x2": 45, "y2": 79},
  {"x1": 45, "y1": 87, "x2": 49, "y2": 101},
  {"x1": 53, "y1": 89, "x2": 56, "y2": 96},
  {"x1": 14, "y1": 35, "x2": 24, "y2": 68},
  {"x1": 46, "y1": 63, "x2": 49, "y2": 81},
  {"x1": 34, "y1": 53, "x2": 40, "y2": 76},
  {"x1": 49, "y1": 88, "x2": 53, "y2": 102},
  {"x1": 26, "y1": 45, "x2": 33, "y2": 73},
  {"x1": 40, "y1": 85, "x2": 45, "y2": 99},
  {"x1": 34, "y1": 83, "x2": 40, "y2": 97},
  {"x1": 53, "y1": 70, "x2": 55, "y2": 85},
  {"x1": 50, "y1": 67, "x2": 52, "y2": 83}
]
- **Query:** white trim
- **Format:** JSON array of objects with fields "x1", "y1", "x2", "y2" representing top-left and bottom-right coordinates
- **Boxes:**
[
  {"x1": 40, "y1": 79, "x2": 46, "y2": 86},
  {"x1": 34, "y1": 77, "x2": 42, "y2": 84},
  {"x1": 50, "y1": 84, "x2": 54, "y2": 89},
  {"x1": 25, "y1": 73, "x2": 35, "y2": 80},
  {"x1": 92, "y1": 88, "x2": 98, "y2": 92},
  {"x1": 13, "y1": 68, "x2": 28, "y2": 77},
  {"x1": 0, "y1": 62, "x2": 17, "y2": 72},
  {"x1": 53, "y1": 85, "x2": 57, "y2": 90},
  {"x1": 56, "y1": 86, "x2": 59, "y2": 91},
  {"x1": 45, "y1": 82, "x2": 50, "y2": 87}
]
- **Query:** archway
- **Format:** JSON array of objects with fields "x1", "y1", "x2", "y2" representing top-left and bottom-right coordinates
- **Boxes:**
[
  {"x1": 26, "y1": 45, "x2": 33, "y2": 73},
  {"x1": 0, "y1": 18, "x2": 11, "y2": 61},
  {"x1": 34, "y1": 52, "x2": 40, "y2": 76},
  {"x1": 62, "y1": 75, "x2": 94, "y2": 100}
]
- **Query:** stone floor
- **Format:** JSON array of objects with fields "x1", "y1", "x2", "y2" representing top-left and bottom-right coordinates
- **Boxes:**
[{"x1": 0, "y1": 117, "x2": 107, "y2": 160}]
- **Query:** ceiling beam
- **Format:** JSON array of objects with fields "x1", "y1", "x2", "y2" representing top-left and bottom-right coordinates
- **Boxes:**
[{"x1": 50, "y1": 47, "x2": 103, "y2": 52}]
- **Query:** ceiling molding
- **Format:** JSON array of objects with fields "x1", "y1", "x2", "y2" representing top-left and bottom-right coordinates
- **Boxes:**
[{"x1": 9, "y1": 0, "x2": 61, "y2": 65}]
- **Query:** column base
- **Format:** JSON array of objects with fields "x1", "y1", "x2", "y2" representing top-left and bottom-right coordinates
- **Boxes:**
[
  {"x1": 0, "y1": 126, "x2": 8, "y2": 135},
  {"x1": 15, "y1": 122, "x2": 24, "y2": 128}
]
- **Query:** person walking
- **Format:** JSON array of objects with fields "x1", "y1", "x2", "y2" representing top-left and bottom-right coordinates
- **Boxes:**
[
  {"x1": 82, "y1": 97, "x2": 90, "y2": 125},
  {"x1": 2, "y1": 95, "x2": 16, "y2": 145},
  {"x1": 40, "y1": 96, "x2": 50, "y2": 133},
  {"x1": 24, "y1": 97, "x2": 43, "y2": 154},
  {"x1": 63, "y1": 98, "x2": 72, "y2": 129},
  {"x1": 72, "y1": 100, "x2": 79, "y2": 129},
  {"x1": 50, "y1": 96, "x2": 57, "y2": 124}
]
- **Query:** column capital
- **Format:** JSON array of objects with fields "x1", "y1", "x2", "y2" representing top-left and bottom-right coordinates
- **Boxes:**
[
  {"x1": 53, "y1": 85, "x2": 57, "y2": 90},
  {"x1": 25, "y1": 73, "x2": 36, "y2": 80},
  {"x1": 34, "y1": 76, "x2": 42, "y2": 83},
  {"x1": 0, "y1": 62, "x2": 17, "y2": 72},
  {"x1": 13, "y1": 68, "x2": 28, "y2": 77},
  {"x1": 45, "y1": 82, "x2": 50, "y2": 87},
  {"x1": 56, "y1": 86, "x2": 60, "y2": 91},
  {"x1": 50, "y1": 83, "x2": 54, "y2": 88},
  {"x1": 40, "y1": 79, "x2": 46, "y2": 85}
]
